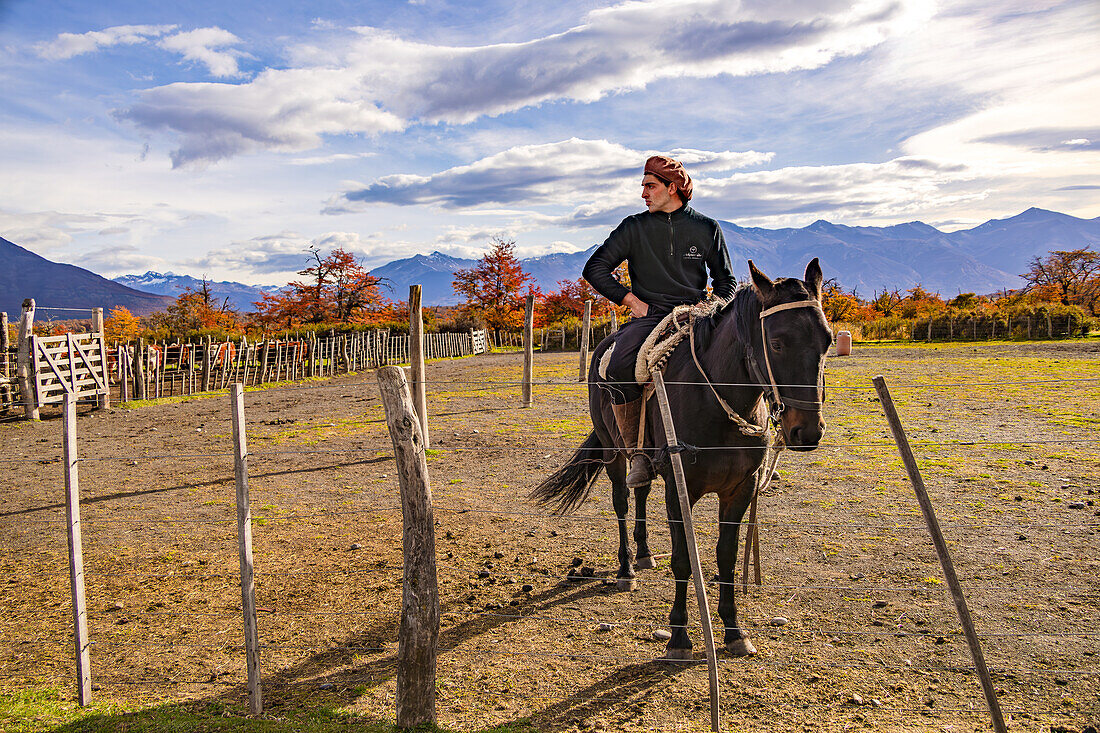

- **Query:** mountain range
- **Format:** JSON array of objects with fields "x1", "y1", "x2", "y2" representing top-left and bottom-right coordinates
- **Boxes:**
[
  {"x1": 0, "y1": 236, "x2": 172, "y2": 318},
  {"x1": 111, "y1": 272, "x2": 281, "y2": 312},
  {"x1": 3, "y1": 208, "x2": 1098, "y2": 316},
  {"x1": 370, "y1": 207, "x2": 1100, "y2": 304}
]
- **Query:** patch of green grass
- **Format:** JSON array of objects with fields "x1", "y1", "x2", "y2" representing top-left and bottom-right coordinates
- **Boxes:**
[{"x1": 0, "y1": 685, "x2": 542, "y2": 732}]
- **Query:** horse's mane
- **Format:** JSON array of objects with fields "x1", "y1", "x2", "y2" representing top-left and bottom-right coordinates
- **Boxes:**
[{"x1": 692, "y1": 284, "x2": 759, "y2": 355}]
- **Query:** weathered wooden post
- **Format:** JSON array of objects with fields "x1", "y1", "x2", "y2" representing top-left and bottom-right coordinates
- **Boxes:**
[
  {"x1": 133, "y1": 338, "x2": 147, "y2": 400},
  {"x1": 873, "y1": 376, "x2": 1007, "y2": 733},
  {"x1": 408, "y1": 285, "x2": 429, "y2": 449},
  {"x1": 0, "y1": 311, "x2": 10, "y2": 409},
  {"x1": 610, "y1": 305, "x2": 619, "y2": 332},
  {"x1": 16, "y1": 299, "x2": 38, "y2": 420},
  {"x1": 229, "y1": 384, "x2": 263, "y2": 714},
  {"x1": 201, "y1": 336, "x2": 212, "y2": 392},
  {"x1": 522, "y1": 293, "x2": 534, "y2": 407},
  {"x1": 651, "y1": 371, "x2": 720, "y2": 732},
  {"x1": 578, "y1": 299, "x2": 592, "y2": 383},
  {"x1": 376, "y1": 366, "x2": 439, "y2": 728},
  {"x1": 62, "y1": 392, "x2": 92, "y2": 704}
]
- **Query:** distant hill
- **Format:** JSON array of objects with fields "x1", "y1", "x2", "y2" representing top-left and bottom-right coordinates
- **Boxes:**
[
  {"x1": 0, "y1": 236, "x2": 173, "y2": 318},
  {"x1": 111, "y1": 272, "x2": 281, "y2": 312},
  {"x1": 371, "y1": 208, "x2": 1100, "y2": 304}
]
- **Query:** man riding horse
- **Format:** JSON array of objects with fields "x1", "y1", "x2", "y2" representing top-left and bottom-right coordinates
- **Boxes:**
[{"x1": 582, "y1": 155, "x2": 736, "y2": 488}]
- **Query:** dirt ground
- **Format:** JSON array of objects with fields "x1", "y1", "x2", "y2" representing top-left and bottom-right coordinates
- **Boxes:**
[{"x1": 1, "y1": 340, "x2": 1098, "y2": 732}]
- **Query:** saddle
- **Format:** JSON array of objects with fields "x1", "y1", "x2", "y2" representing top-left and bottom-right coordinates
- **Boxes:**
[{"x1": 633, "y1": 299, "x2": 724, "y2": 384}]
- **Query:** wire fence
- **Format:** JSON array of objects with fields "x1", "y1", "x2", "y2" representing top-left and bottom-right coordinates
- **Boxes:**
[{"x1": 2, "y1": 351, "x2": 1098, "y2": 730}]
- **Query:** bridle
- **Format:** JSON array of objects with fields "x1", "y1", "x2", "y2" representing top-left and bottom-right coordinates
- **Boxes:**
[
  {"x1": 688, "y1": 296, "x2": 826, "y2": 437},
  {"x1": 749, "y1": 299, "x2": 827, "y2": 415}
]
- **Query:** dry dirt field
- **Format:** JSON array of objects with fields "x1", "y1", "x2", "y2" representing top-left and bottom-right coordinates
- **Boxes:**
[{"x1": 2, "y1": 339, "x2": 1099, "y2": 732}]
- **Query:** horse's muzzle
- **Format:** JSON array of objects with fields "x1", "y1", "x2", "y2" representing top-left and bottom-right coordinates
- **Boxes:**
[{"x1": 781, "y1": 408, "x2": 825, "y2": 451}]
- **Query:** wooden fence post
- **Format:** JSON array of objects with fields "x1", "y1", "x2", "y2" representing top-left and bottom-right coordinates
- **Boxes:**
[
  {"x1": 651, "y1": 371, "x2": 720, "y2": 732},
  {"x1": 16, "y1": 299, "x2": 38, "y2": 420},
  {"x1": 522, "y1": 294, "x2": 534, "y2": 407},
  {"x1": 873, "y1": 376, "x2": 1007, "y2": 733},
  {"x1": 201, "y1": 336, "x2": 212, "y2": 392},
  {"x1": 376, "y1": 366, "x2": 439, "y2": 728},
  {"x1": 610, "y1": 306, "x2": 619, "y2": 332},
  {"x1": 579, "y1": 299, "x2": 591, "y2": 383},
  {"x1": 63, "y1": 392, "x2": 92, "y2": 705},
  {"x1": 88, "y1": 308, "x2": 108, "y2": 409},
  {"x1": 133, "y1": 338, "x2": 147, "y2": 400},
  {"x1": 230, "y1": 384, "x2": 263, "y2": 714},
  {"x1": 409, "y1": 285, "x2": 429, "y2": 449},
  {"x1": 1, "y1": 311, "x2": 10, "y2": 409}
]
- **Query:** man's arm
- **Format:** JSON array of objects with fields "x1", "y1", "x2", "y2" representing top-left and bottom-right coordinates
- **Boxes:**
[
  {"x1": 707, "y1": 224, "x2": 736, "y2": 301},
  {"x1": 582, "y1": 221, "x2": 633, "y2": 306}
]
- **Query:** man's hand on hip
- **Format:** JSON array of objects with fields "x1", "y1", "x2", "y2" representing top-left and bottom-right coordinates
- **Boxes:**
[{"x1": 621, "y1": 293, "x2": 649, "y2": 318}]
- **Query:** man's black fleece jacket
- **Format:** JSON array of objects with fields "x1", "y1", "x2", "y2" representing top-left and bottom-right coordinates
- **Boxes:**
[{"x1": 582, "y1": 205, "x2": 736, "y2": 312}]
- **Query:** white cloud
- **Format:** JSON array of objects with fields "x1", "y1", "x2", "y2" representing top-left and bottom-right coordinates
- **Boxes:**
[
  {"x1": 878, "y1": 1, "x2": 1100, "y2": 206},
  {"x1": 332, "y1": 137, "x2": 772, "y2": 211},
  {"x1": 74, "y1": 244, "x2": 168, "y2": 276},
  {"x1": 327, "y1": 137, "x2": 992, "y2": 230},
  {"x1": 158, "y1": 27, "x2": 247, "y2": 78},
  {"x1": 119, "y1": 68, "x2": 405, "y2": 167},
  {"x1": 34, "y1": 24, "x2": 176, "y2": 60},
  {"x1": 287, "y1": 152, "x2": 377, "y2": 166},
  {"x1": 117, "y1": 0, "x2": 925, "y2": 165},
  {"x1": 187, "y1": 230, "x2": 413, "y2": 278}
]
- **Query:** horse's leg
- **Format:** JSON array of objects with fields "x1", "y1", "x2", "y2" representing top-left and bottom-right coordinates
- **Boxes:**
[
  {"x1": 717, "y1": 477, "x2": 758, "y2": 656},
  {"x1": 663, "y1": 476, "x2": 692, "y2": 659},
  {"x1": 633, "y1": 482, "x2": 656, "y2": 569},
  {"x1": 608, "y1": 455, "x2": 637, "y2": 591}
]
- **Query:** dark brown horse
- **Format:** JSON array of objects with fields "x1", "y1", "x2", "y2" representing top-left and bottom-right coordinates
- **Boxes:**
[{"x1": 532, "y1": 259, "x2": 831, "y2": 659}]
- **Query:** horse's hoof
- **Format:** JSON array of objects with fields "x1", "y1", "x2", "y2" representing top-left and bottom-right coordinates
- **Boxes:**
[
  {"x1": 616, "y1": 578, "x2": 637, "y2": 592},
  {"x1": 634, "y1": 555, "x2": 656, "y2": 570},
  {"x1": 663, "y1": 647, "x2": 693, "y2": 661},
  {"x1": 726, "y1": 638, "x2": 757, "y2": 657}
]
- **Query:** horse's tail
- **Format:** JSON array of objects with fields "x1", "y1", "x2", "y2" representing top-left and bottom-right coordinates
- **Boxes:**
[{"x1": 530, "y1": 431, "x2": 606, "y2": 515}]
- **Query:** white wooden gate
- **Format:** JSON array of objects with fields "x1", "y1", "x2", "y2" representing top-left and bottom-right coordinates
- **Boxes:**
[{"x1": 30, "y1": 333, "x2": 110, "y2": 409}]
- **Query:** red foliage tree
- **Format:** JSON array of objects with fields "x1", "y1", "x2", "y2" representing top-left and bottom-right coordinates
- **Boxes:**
[
  {"x1": 251, "y1": 247, "x2": 388, "y2": 330},
  {"x1": 452, "y1": 236, "x2": 539, "y2": 335},
  {"x1": 540, "y1": 277, "x2": 599, "y2": 326}
]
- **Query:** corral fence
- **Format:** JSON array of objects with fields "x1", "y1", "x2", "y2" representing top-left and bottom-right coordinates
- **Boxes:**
[
  {"x1": 910, "y1": 312, "x2": 1089, "y2": 341},
  {"x1": 19, "y1": 296, "x2": 1098, "y2": 731},
  {"x1": 1, "y1": 297, "x2": 489, "y2": 418},
  {"x1": 832, "y1": 311, "x2": 1093, "y2": 342},
  {"x1": 111, "y1": 327, "x2": 490, "y2": 403}
]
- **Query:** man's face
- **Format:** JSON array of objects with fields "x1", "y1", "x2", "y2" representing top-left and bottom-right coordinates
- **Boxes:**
[{"x1": 641, "y1": 174, "x2": 680, "y2": 213}]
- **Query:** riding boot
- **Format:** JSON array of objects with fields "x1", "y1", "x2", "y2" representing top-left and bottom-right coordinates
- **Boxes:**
[{"x1": 611, "y1": 399, "x2": 653, "y2": 488}]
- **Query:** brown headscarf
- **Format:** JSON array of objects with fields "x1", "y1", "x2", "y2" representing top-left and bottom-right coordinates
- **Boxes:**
[{"x1": 644, "y1": 155, "x2": 693, "y2": 201}]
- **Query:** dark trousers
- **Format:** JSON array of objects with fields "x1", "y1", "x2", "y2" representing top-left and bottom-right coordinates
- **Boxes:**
[{"x1": 597, "y1": 310, "x2": 669, "y2": 405}]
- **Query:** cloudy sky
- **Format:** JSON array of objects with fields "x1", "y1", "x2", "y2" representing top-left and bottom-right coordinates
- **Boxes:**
[{"x1": 1, "y1": 0, "x2": 1097, "y2": 285}]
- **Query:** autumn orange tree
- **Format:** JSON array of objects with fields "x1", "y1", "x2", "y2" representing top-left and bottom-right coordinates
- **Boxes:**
[
  {"x1": 104, "y1": 306, "x2": 144, "y2": 341},
  {"x1": 251, "y1": 247, "x2": 389, "y2": 330},
  {"x1": 148, "y1": 281, "x2": 241, "y2": 336},
  {"x1": 452, "y1": 236, "x2": 539, "y2": 336},
  {"x1": 540, "y1": 277, "x2": 599, "y2": 326},
  {"x1": 1023, "y1": 248, "x2": 1100, "y2": 314},
  {"x1": 821, "y1": 278, "x2": 873, "y2": 322}
]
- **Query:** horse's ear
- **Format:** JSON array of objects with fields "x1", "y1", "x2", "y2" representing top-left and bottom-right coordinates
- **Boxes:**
[
  {"x1": 804, "y1": 257, "x2": 823, "y2": 300},
  {"x1": 748, "y1": 260, "x2": 774, "y2": 300}
]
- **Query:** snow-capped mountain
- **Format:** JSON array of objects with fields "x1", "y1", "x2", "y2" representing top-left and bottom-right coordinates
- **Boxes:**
[{"x1": 111, "y1": 272, "x2": 281, "y2": 312}]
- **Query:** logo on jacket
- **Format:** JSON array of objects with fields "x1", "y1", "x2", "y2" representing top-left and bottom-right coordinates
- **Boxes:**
[{"x1": 683, "y1": 244, "x2": 703, "y2": 260}]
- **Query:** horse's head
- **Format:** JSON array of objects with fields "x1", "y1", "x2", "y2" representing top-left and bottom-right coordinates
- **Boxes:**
[{"x1": 748, "y1": 258, "x2": 833, "y2": 451}]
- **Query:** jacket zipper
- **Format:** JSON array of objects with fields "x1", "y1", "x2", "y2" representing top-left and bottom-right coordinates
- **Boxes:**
[{"x1": 667, "y1": 213, "x2": 674, "y2": 258}]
